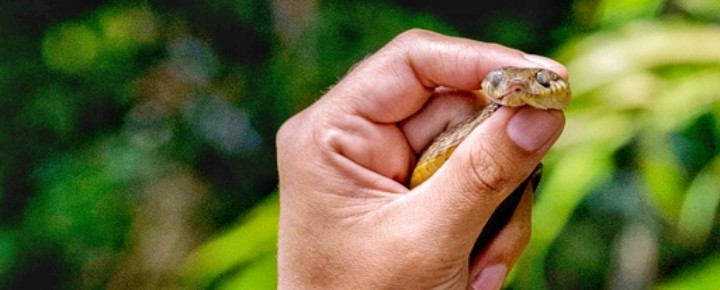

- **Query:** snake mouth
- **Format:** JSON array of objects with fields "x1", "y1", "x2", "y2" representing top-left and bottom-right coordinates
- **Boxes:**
[
  {"x1": 491, "y1": 81, "x2": 526, "y2": 98},
  {"x1": 495, "y1": 83, "x2": 527, "y2": 97},
  {"x1": 493, "y1": 85, "x2": 530, "y2": 106},
  {"x1": 507, "y1": 83, "x2": 528, "y2": 94}
]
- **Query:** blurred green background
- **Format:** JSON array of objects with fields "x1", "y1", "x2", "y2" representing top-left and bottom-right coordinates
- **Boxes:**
[{"x1": 1, "y1": 0, "x2": 719, "y2": 289}]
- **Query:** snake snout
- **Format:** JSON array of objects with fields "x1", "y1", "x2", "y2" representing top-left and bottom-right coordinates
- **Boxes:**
[
  {"x1": 507, "y1": 83, "x2": 527, "y2": 95},
  {"x1": 493, "y1": 81, "x2": 532, "y2": 106}
]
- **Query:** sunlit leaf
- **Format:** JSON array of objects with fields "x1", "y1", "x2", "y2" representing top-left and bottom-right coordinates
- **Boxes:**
[
  {"x1": 637, "y1": 133, "x2": 687, "y2": 224},
  {"x1": 594, "y1": 0, "x2": 663, "y2": 27},
  {"x1": 513, "y1": 145, "x2": 613, "y2": 288},
  {"x1": 181, "y1": 193, "x2": 278, "y2": 288},
  {"x1": 563, "y1": 22, "x2": 720, "y2": 95},
  {"x1": 648, "y1": 70, "x2": 720, "y2": 133},
  {"x1": 217, "y1": 253, "x2": 277, "y2": 290},
  {"x1": 675, "y1": 156, "x2": 720, "y2": 248},
  {"x1": 677, "y1": 0, "x2": 720, "y2": 20},
  {"x1": 656, "y1": 254, "x2": 720, "y2": 290},
  {"x1": 554, "y1": 108, "x2": 636, "y2": 151},
  {"x1": 533, "y1": 146, "x2": 614, "y2": 244}
]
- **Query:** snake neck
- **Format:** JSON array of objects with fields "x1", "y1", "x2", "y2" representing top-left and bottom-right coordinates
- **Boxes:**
[
  {"x1": 464, "y1": 102, "x2": 501, "y2": 134},
  {"x1": 416, "y1": 102, "x2": 501, "y2": 165},
  {"x1": 446, "y1": 102, "x2": 501, "y2": 145}
]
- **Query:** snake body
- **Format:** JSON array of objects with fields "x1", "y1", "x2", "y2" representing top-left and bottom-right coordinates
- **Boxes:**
[
  {"x1": 408, "y1": 66, "x2": 571, "y2": 255},
  {"x1": 410, "y1": 66, "x2": 571, "y2": 188}
]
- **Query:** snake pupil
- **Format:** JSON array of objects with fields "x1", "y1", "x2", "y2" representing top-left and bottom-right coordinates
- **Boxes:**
[
  {"x1": 488, "y1": 70, "x2": 503, "y2": 87},
  {"x1": 536, "y1": 70, "x2": 551, "y2": 88}
]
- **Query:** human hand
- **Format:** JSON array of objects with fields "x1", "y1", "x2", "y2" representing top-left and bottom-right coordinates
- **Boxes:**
[{"x1": 276, "y1": 29, "x2": 567, "y2": 289}]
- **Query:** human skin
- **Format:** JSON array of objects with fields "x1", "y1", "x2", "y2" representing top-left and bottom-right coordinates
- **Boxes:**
[{"x1": 276, "y1": 29, "x2": 567, "y2": 289}]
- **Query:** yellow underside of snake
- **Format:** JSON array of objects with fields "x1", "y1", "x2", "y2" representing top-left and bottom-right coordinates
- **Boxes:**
[{"x1": 409, "y1": 66, "x2": 572, "y2": 188}]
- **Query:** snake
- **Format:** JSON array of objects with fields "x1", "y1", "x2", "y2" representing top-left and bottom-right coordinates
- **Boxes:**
[{"x1": 409, "y1": 66, "x2": 571, "y2": 253}]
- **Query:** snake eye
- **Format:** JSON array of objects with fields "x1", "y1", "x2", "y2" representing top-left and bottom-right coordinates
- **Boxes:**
[
  {"x1": 487, "y1": 70, "x2": 503, "y2": 87},
  {"x1": 536, "y1": 70, "x2": 552, "y2": 88}
]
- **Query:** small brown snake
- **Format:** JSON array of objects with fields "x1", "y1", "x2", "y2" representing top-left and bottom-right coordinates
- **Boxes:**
[{"x1": 409, "y1": 66, "x2": 571, "y2": 253}]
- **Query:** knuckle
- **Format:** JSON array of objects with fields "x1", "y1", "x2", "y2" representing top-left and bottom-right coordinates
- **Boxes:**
[
  {"x1": 277, "y1": 101, "x2": 356, "y2": 162},
  {"x1": 313, "y1": 121, "x2": 343, "y2": 154},
  {"x1": 277, "y1": 109, "x2": 333, "y2": 156},
  {"x1": 309, "y1": 107, "x2": 341, "y2": 144},
  {"x1": 276, "y1": 113, "x2": 305, "y2": 148}
]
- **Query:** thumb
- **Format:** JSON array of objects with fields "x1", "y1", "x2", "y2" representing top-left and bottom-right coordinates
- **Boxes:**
[{"x1": 408, "y1": 105, "x2": 564, "y2": 248}]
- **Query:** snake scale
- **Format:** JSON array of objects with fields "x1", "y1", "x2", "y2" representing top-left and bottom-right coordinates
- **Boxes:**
[{"x1": 409, "y1": 66, "x2": 571, "y2": 254}]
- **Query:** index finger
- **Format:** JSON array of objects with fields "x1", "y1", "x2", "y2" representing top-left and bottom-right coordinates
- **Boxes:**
[{"x1": 324, "y1": 29, "x2": 568, "y2": 123}]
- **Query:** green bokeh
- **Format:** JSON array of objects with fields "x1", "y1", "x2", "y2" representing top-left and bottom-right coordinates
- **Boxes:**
[
  {"x1": 0, "y1": 230, "x2": 17, "y2": 281},
  {"x1": 42, "y1": 22, "x2": 101, "y2": 73},
  {"x1": 98, "y1": 5, "x2": 158, "y2": 53},
  {"x1": 2, "y1": 0, "x2": 720, "y2": 289}
]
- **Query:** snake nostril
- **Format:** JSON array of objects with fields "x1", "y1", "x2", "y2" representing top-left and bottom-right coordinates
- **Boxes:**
[{"x1": 509, "y1": 84, "x2": 525, "y2": 94}]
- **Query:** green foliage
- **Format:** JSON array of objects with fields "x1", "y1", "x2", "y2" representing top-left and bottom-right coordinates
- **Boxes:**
[
  {"x1": 23, "y1": 84, "x2": 80, "y2": 136},
  {"x1": 42, "y1": 22, "x2": 101, "y2": 74},
  {"x1": 97, "y1": 5, "x2": 159, "y2": 54},
  {"x1": 2, "y1": 0, "x2": 720, "y2": 289},
  {"x1": 268, "y1": 1, "x2": 457, "y2": 122},
  {"x1": 182, "y1": 193, "x2": 278, "y2": 289},
  {"x1": 594, "y1": 0, "x2": 664, "y2": 27},
  {"x1": 19, "y1": 137, "x2": 157, "y2": 287},
  {"x1": 675, "y1": 157, "x2": 720, "y2": 248},
  {"x1": 677, "y1": 0, "x2": 720, "y2": 21},
  {"x1": 0, "y1": 230, "x2": 17, "y2": 282},
  {"x1": 657, "y1": 254, "x2": 720, "y2": 290},
  {"x1": 514, "y1": 20, "x2": 720, "y2": 289}
]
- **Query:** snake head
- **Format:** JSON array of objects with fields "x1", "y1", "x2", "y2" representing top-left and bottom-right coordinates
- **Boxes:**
[{"x1": 480, "y1": 66, "x2": 571, "y2": 110}]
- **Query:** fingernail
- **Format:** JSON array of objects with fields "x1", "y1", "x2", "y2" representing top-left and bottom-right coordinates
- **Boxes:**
[
  {"x1": 507, "y1": 107, "x2": 562, "y2": 152},
  {"x1": 524, "y1": 54, "x2": 562, "y2": 69},
  {"x1": 472, "y1": 264, "x2": 507, "y2": 290}
]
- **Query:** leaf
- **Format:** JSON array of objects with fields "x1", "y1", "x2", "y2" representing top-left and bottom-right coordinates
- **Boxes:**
[
  {"x1": 562, "y1": 22, "x2": 720, "y2": 95},
  {"x1": 217, "y1": 253, "x2": 277, "y2": 290},
  {"x1": 594, "y1": 0, "x2": 663, "y2": 27},
  {"x1": 512, "y1": 145, "x2": 613, "y2": 289},
  {"x1": 637, "y1": 132, "x2": 687, "y2": 224},
  {"x1": 181, "y1": 193, "x2": 279, "y2": 288},
  {"x1": 656, "y1": 254, "x2": 720, "y2": 290},
  {"x1": 674, "y1": 156, "x2": 720, "y2": 248}
]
